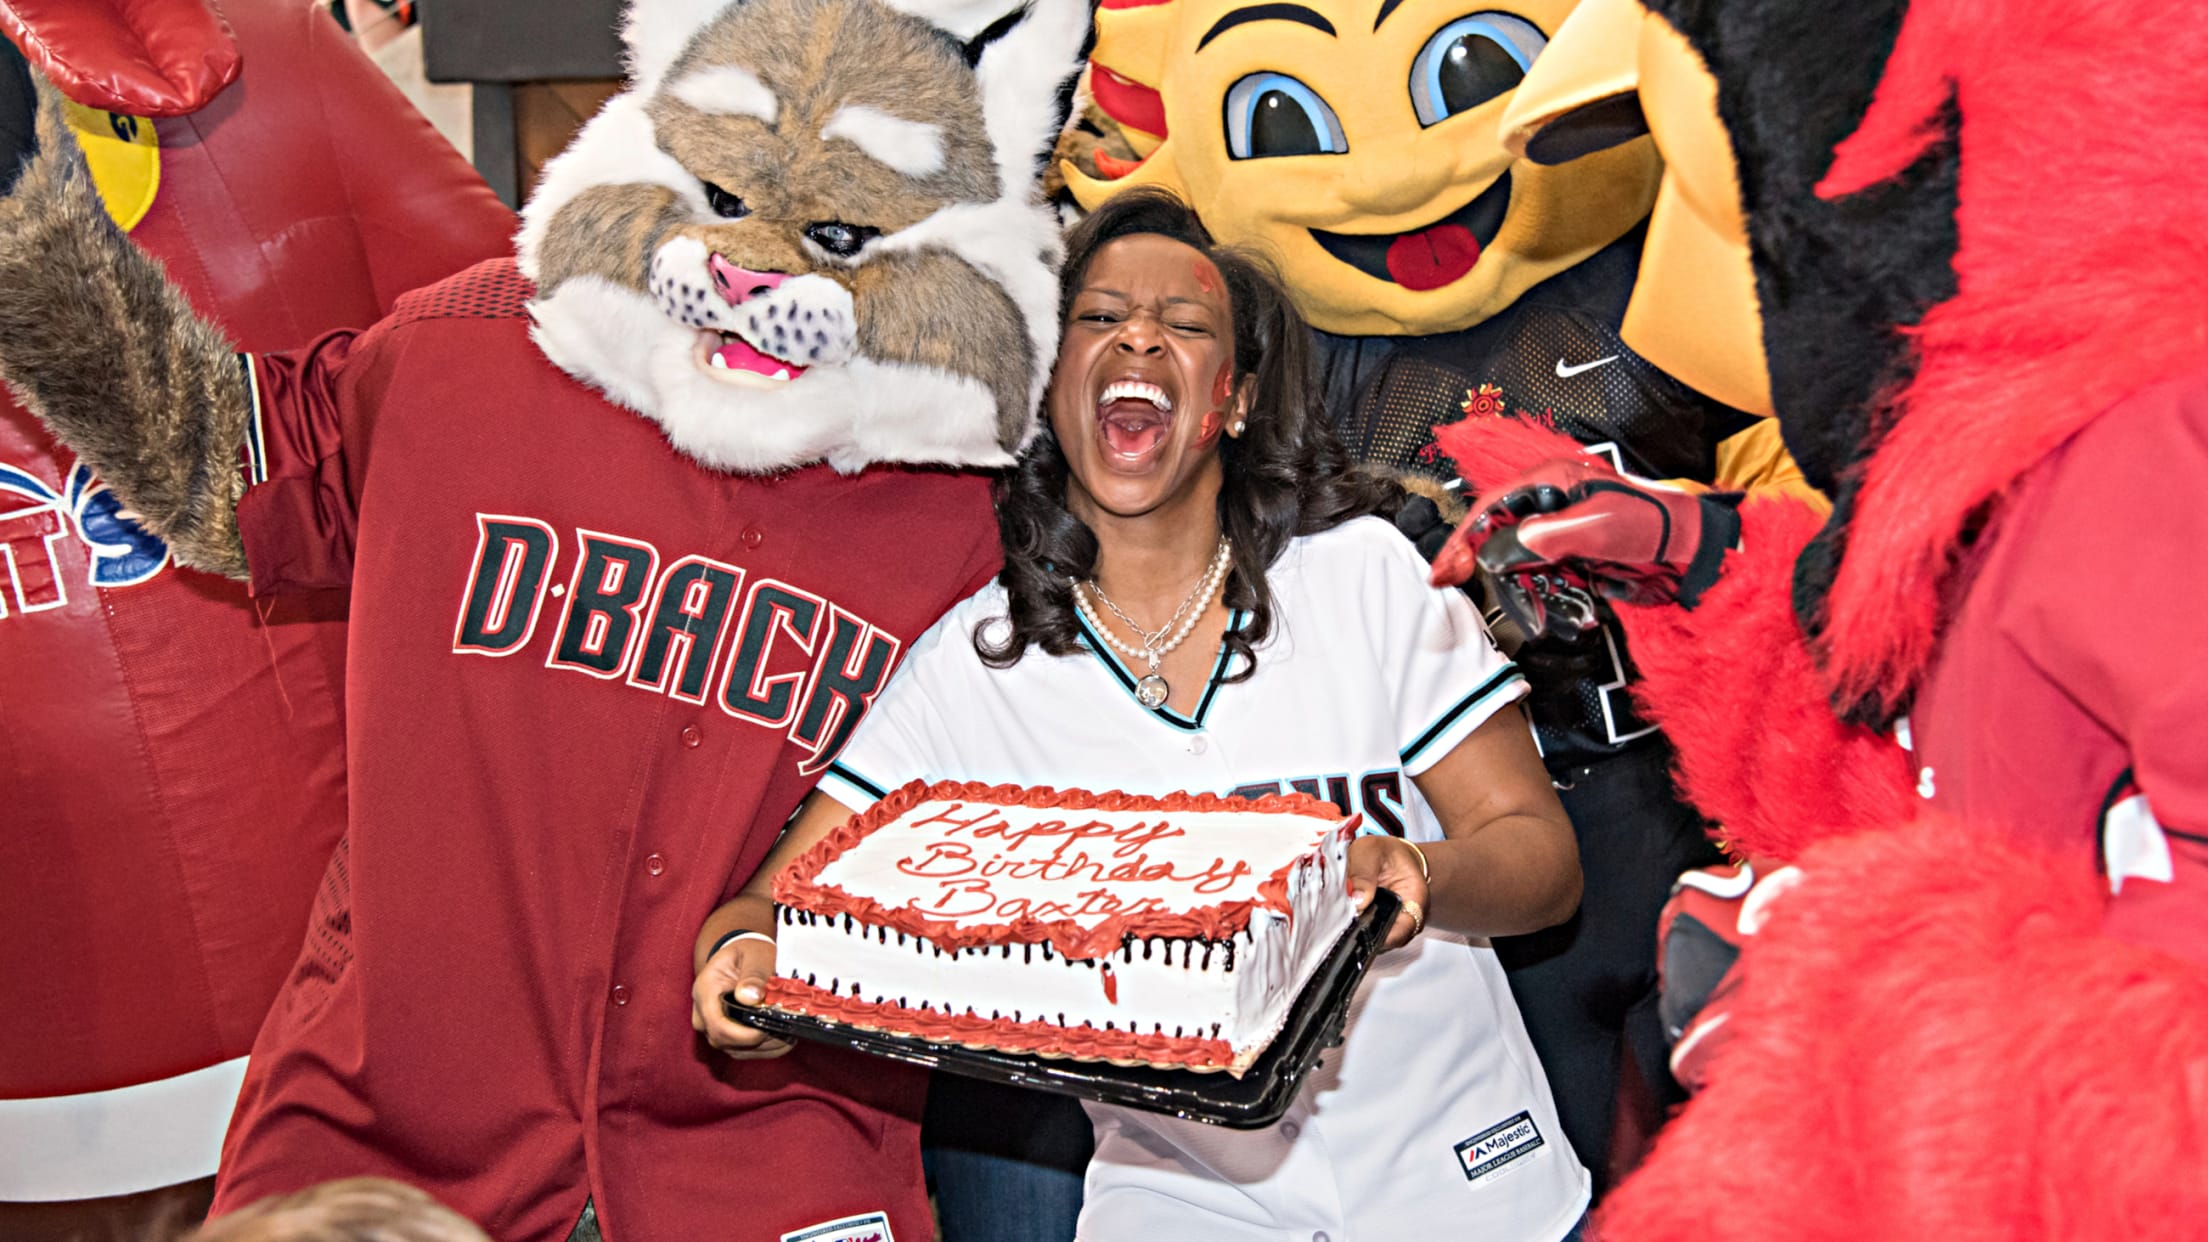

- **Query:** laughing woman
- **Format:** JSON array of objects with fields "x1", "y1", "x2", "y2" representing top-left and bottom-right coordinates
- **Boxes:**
[{"x1": 694, "y1": 189, "x2": 1591, "y2": 1241}]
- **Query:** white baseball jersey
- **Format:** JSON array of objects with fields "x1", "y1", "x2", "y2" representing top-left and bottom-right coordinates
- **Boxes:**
[{"x1": 817, "y1": 516, "x2": 1591, "y2": 1242}]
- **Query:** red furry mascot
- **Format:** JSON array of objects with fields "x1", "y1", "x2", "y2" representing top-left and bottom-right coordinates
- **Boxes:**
[
  {"x1": 1430, "y1": 0, "x2": 2208, "y2": 1235},
  {"x1": 0, "y1": 2, "x2": 509, "y2": 1234}
]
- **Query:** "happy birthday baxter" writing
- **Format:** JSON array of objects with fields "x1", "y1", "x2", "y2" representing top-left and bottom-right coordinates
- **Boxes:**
[{"x1": 889, "y1": 802, "x2": 1254, "y2": 921}]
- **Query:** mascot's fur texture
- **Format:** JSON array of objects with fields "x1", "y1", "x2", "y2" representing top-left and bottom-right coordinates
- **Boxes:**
[
  {"x1": 1633, "y1": 0, "x2": 2208, "y2": 724},
  {"x1": 0, "y1": 0, "x2": 1081, "y2": 571},
  {"x1": 0, "y1": 81, "x2": 251, "y2": 576},
  {"x1": 1447, "y1": 0, "x2": 2208, "y2": 1235},
  {"x1": 1603, "y1": 826, "x2": 2208, "y2": 1242},
  {"x1": 521, "y1": 0, "x2": 1076, "y2": 474}
]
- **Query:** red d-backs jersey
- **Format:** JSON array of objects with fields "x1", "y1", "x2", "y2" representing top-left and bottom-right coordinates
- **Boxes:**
[{"x1": 212, "y1": 259, "x2": 1002, "y2": 1242}]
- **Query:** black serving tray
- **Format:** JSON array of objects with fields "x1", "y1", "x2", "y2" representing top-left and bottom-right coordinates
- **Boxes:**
[{"x1": 724, "y1": 889, "x2": 1399, "y2": 1130}]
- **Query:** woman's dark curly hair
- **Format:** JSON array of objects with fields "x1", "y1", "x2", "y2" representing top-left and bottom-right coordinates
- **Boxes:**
[{"x1": 977, "y1": 187, "x2": 1403, "y2": 680}]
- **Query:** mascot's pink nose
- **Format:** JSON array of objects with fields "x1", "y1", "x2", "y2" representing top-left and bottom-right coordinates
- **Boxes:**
[{"x1": 708, "y1": 254, "x2": 789, "y2": 306}]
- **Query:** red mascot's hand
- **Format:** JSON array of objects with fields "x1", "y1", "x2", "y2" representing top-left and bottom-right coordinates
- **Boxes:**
[
  {"x1": 1656, "y1": 860, "x2": 1803, "y2": 1094},
  {"x1": 1429, "y1": 456, "x2": 1743, "y2": 640}
]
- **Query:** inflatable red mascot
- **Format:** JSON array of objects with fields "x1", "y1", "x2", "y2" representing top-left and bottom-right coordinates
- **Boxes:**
[
  {"x1": 1432, "y1": 0, "x2": 2208, "y2": 1235},
  {"x1": 0, "y1": 1, "x2": 509, "y2": 1233}
]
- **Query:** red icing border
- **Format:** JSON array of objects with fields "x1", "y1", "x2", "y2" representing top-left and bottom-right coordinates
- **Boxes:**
[
  {"x1": 776, "y1": 781, "x2": 1355, "y2": 961},
  {"x1": 761, "y1": 976, "x2": 1239, "y2": 1070}
]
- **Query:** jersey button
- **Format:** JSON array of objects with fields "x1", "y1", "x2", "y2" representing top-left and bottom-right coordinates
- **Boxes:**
[
  {"x1": 1189, "y1": 735, "x2": 1208, "y2": 756},
  {"x1": 1278, "y1": 1120, "x2": 1299, "y2": 1140},
  {"x1": 611, "y1": 984, "x2": 631, "y2": 1007},
  {"x1": 739, "y1": 526, "x2": 765, "y2": 550},
  {"x1": 1312, "y1": 1233, "x2": 1331, "y2": 1242},
  {"x1": 681, "y1": 725, "x2": 703, "y2": 748},
  {"x1": 646, "y1": 852, "x2": 666, "y2": 876}
]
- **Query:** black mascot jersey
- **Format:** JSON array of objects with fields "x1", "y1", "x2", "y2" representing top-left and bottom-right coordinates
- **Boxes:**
[{"x1": 1318, "y1": 229, "x2": 1756, "y2": 770}]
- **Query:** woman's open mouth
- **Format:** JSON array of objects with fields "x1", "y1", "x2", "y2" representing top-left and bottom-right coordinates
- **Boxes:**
[
  {"x1": 692, "y1": 330, "x2": 807, "y2": 384},
  {"x1": 1096, "y1": 379, "x2": 1175, "y2": 465}
]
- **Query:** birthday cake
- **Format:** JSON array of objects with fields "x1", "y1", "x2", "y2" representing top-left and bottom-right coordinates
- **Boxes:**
[{"x1": 764, "y1": 780, "x2": 1361, "y2": 1073}]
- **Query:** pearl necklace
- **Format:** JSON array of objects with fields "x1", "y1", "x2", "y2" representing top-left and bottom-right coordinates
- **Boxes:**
[{"x1": 1073, "y1": 538, "x2": 1233, "y2": 710}]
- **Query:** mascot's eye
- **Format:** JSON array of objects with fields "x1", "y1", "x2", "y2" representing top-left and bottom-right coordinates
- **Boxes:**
[
  {"x1": 1223, "y1": 73, "x2": 1348, "y2": 160},
  {"x1": 804, "y1": 221, "x2": 882, "y2": 258},
  {"x1": 1409, "y1": 13, "x2": 1547, "y2": 127},
  {"x1": 701, "y1": 181, "x2": 750, "y2": 219}
]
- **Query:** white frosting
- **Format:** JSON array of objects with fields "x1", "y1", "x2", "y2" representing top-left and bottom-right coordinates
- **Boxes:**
[
  {"x1": 810, "y1": 798, "x2": 1337, "y2": 927},
  {"x1": 777, "y1": 795, "x2": 1359, "y2": 1066}
]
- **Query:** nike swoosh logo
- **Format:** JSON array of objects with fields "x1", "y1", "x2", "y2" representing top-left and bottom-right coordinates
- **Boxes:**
[{"x1": 1555, "y1": 354, "x2": 1620, "y2": 379}]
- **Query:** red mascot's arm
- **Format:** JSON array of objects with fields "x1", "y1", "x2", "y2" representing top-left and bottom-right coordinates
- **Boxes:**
[
  {"x1": 1611, "y1": 497, "x2": 1918, "y2": 861},
  {"x1": 1438, "y1": 414, "x2": 1917, "y2": 861},
  {"x1": 0, "y1": 0, "x2": 238, "y2": 115}
]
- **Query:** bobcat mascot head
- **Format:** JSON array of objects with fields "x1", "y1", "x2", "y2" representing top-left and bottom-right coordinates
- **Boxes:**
[
  {"x1": 0, "y1": 0, "x2": 1083, "y2": 580},
  {"x1": 518, "y1": 0, "x2": 1085, "y2": 474}
]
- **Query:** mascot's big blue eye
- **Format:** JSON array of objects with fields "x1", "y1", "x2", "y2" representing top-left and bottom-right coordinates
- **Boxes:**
[
  {"x1": 701, "y1": 180, "x2": 750, "y2": 219},
  {"x1": 805, "y1": 221, "x2": 882, "y2": 258},
  {"x1": 1223, "y1": 73, "x2": 1348, "y2": 159},
  {"x1": 1409, "y1": 13, "x2": 1547, "y2": 127}
]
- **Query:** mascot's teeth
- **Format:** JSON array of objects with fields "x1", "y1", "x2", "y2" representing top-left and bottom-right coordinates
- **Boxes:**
[
  {"x1": 1099, "y1": 380, "x2": 1171, "y2": 412},
  {"x1": 701, "y1": 331, "x2": 804, "y2": 382}
]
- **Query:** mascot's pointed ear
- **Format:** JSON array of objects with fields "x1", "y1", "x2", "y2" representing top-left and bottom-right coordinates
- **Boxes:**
[
  {"x1": 960, "y1": 3, "x2": 1030, "y2": 67},
  {"x1": 959, "y1": 0, "x2": 1087, "y2": 196},
  {"x1": 622, "y1": 0, "x2": 738, "y2": 92}
]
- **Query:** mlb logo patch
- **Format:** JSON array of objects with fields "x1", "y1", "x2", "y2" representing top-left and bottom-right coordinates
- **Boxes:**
[
  {"x1": 782, "y1": 1211, "x2": 894, "y2": 1242},
  {"x1": 1454, "y1": 1111, "x2": 1545, "y2": 1184}
]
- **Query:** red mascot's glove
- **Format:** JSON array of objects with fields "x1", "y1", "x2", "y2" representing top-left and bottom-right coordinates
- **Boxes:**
[
  {"x1": 1430, "y1": 455, "x2": 1744, "y2": 641},
  {"x1": 1656, "y1": 860, "x2": 1804, "y2": 1094}
]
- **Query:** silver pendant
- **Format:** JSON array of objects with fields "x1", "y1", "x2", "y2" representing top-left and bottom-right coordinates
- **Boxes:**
[{"x1": 1135, "y1": 674, "x2": 1171, "y2": 709}]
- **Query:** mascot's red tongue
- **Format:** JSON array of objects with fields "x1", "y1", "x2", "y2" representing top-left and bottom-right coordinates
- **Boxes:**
[
  {"x1": 714, "y1": 336, "x2": 806, "y2": 379},
  {"x1": 1385, "y1": 223, "x2": 1480, "y2": 291}
]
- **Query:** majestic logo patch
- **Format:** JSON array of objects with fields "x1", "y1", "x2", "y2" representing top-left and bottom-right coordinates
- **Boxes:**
[
  {"x1": 1454, "y1": 1111, "x2": 1545, "y2": 1184},
  {"x1": 781, "y1": 1211, "x2": 894, "y2": 1242},
  {"x1": 0, "y1": 460, "x2": 170, "y2": 619}
]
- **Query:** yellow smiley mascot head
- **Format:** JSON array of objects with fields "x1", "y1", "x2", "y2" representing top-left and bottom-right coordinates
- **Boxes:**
[{"x1": 1064, "y1": 0, "x2": 1660, "y2": 337}]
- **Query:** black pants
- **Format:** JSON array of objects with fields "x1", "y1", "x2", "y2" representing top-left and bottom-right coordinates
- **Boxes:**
[{"x1": 1494, "y1": 742, "x2": 1724, "y2": 1197}]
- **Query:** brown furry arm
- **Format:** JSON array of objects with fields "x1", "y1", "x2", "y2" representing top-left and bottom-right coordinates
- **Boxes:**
[
  {"x1": 0, "y1": 73, "x2": 251, "y2": 577},
  {"x1": 852, "y1": 247, "x2": 1032, "y2": 450},
  {"x1": 534, "y1": 182, "x2": 690, "y2": 297}
]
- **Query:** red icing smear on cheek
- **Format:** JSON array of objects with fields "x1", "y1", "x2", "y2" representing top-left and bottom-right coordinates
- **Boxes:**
[{"x1": 1197, "y1": 362, "x2": 1233, "y2": 447}]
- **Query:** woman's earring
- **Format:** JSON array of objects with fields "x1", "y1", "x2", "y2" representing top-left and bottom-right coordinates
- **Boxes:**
[{"x1": 1230, "y1": 419, "x2": 1247, "y2": 435}]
